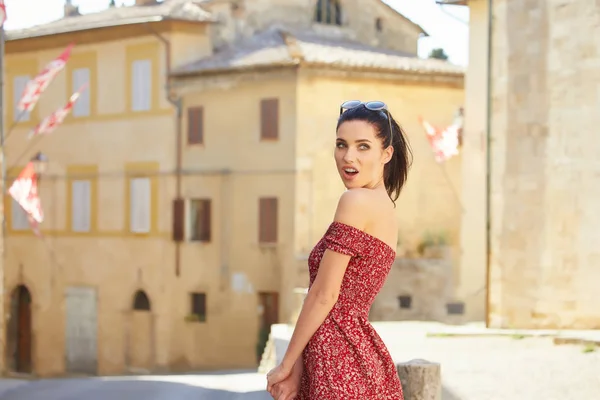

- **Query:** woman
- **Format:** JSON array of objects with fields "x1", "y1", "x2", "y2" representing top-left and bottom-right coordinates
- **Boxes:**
[{"x1": 266, "y1": 100, "x2": 412, "y2": 399}]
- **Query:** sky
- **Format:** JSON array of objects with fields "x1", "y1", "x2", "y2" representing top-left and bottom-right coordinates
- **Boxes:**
[{"x1": 3, "y1": 0, "x2": 469, "y2": 65}]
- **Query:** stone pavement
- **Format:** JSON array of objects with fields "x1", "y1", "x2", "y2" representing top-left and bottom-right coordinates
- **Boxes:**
[
  {"x1": 0, "y1": 371, "x2": 272, "y2": 400},
  {"x1": 1, "y1": 321, "x2": 598, "y2": 400}
]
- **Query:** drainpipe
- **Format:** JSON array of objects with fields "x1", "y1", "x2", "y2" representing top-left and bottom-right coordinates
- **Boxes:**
[
  {"x1": 145, "y1": 23, "x2": 183, "y2": 277},
  {"x1": 484, "y1": 0, "x2": 493, "y2": 328}
]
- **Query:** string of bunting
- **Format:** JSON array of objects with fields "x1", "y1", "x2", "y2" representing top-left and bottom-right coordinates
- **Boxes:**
[{"x1": 2, "y1": 11, "x2": 85, "y2": 238}]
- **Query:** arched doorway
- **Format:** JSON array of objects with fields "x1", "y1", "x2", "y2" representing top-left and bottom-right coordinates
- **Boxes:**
[
  {"x1": 8, "y1": 285, "x2": 32, "y2": 373},
  {"x1": 128, "y1": 290, "x2": 153, "y2": 371}
]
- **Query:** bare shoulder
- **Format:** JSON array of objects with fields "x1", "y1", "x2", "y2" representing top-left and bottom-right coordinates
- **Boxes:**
[{"x1": 332, "y1": 189, "x2": 374, "y2": 230}]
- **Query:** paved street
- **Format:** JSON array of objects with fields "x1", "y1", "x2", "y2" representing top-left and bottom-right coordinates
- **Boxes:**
[
  {"x1": 0, "y1": 322, "x2": 598, "y2": 399},
  {"x1": 0, "y1": 371, "x2": 271, "y2": 400}
]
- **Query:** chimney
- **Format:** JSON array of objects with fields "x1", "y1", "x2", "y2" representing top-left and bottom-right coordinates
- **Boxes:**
[
  {"x1": 64, "y1": 0, "x2": 81, "y2": 17},
  {"x1": 135, "y1": 0, "x2": 158, "y2": 5}
]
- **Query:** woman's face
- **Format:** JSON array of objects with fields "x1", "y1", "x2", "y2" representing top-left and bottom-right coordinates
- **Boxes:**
[{"x1": 335, "y1": 120, "x2": 393, "y2": 190}]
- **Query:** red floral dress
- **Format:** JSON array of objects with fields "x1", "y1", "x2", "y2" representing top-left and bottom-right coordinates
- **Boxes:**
[{"x1": 298, "y1": 221, "x2": 403, "y2": 399}]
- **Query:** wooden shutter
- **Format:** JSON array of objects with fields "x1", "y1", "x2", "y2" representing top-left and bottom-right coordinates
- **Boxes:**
[
  {"x1": 130, "y1": 177, "x2": 151, "y2": 233},
  {"x1": 259, "y1": 197, "x2": 278, "y2": 243},
  {"x1": 72, "y1": 68, "x2": 90, "y2": 117},
  {"x1": 198, "y1": 199, "x2": 211, "y2": 241},
  {"x1": 132, "y1": 60, "x2": 152, "y2": 111},
  {"x1": 71, "y1": 180, "x2": 91, "y2": 232},
  {"x1": 187, "y1": 107, "x2": 204, "y2": 145},
  {"x1": 13, "y1": 75, "x2": 31, "y2": 121},
  {"x1": 172, "y1": 198, "x2": 185, "y2": 242},
  {"x1": 260, "y1": 98, "x2": 279, "y2": 140}
]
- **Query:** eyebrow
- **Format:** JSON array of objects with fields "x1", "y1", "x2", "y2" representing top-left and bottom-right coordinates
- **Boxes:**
[{"x1": 336, "y1": 138, "x2": 372, "y2": 143}]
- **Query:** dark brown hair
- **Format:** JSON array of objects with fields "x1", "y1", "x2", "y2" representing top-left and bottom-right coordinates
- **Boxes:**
[{"x1": 337, "y1": 105, "x2": 413, "y2": 204}]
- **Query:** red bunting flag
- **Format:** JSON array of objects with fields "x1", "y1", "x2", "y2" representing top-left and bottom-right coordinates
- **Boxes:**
[
  {"x1": 17, "y1": 43, "x2": 75, "y2": 113},
  {"x1": 8, "y1": 162, "x2": 44, "y2": 236},
  {"x1": 419, "y1": 116, "x2": 461, "y2": 163},
  {"x1": 28, "y1": 84, "x2": 88, "y2": 139},
  {"x1": 0, "y1": 0, "x2": 6, "y2": 28}
]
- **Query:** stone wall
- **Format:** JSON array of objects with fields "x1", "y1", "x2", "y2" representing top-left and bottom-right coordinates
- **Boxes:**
[
  {"x1": 203, "y1": 0, "x2": 422, "y2": 54},
  {"x1": 370, "y1": 246, "x2": 461, "y2": 323},
  {"x1": 487, "y1": 0, "x2": 600, "y2": 328},
  {"x1": 292, "y1": 249, "x2": 461, "y2": 325}
]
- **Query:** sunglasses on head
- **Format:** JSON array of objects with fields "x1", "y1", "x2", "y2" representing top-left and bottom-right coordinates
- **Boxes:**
[{"x1": 339, "y1": 100, "x2": 393, "y2": 138}]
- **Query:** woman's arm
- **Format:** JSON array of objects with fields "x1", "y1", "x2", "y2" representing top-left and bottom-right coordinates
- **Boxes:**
[{"x1": 279, "y1": 189, "x2": 368, "y2": 372}]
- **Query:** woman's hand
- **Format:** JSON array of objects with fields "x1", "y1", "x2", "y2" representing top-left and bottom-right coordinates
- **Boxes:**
[
  {"x1": 266, "y1": 363, "x2": 293, "y2": 394},
  {"x1": 268, "y1": 358, "x2": 303, "y2": 399}
]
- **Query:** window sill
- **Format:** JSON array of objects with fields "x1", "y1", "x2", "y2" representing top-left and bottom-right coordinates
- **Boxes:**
[
  {"x1": 258, "y1": 242, "x2": 278, "y2": 248},
  {"x1": 188, "y1": 239, "x2": 211, "y2": 244},
  {"x1": 184, "y1": 315, "x2": 207, "y2": 323}
]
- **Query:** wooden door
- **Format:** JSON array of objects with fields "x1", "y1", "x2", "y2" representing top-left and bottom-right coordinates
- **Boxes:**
[
  {"x1": 16, "y1": 286, "x2": 32, "y2": 373},
  {"x1": 257, "y1": 292, "x2": 279, "y2": 362},
  {"x1": 259, "y1": 292, "x2": 279, "y2": 329}
]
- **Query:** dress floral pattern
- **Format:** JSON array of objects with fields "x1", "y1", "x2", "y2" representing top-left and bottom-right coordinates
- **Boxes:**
[{"x1": 298, "y1": 221, "x2": 403, "y2": 399}]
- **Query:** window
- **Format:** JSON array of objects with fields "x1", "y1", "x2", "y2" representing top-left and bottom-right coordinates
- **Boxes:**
[
  {"x1": 71, "y1": 180, "x2": 91, "y2": 232},
  {"x1": 189, "y1": 199, "x2": 211, "y2": 242},
  {"x1": 130, "y1": 177, "x2": 151, "y2": 233},
  {"x1": 260, "y1": 98, "x2": 279, "y2": 140},
  {"x1": 375, "y1": 17, "x2": 383, "y2": 32},
  {"x1": 187, "y1": 107, "x2": 204, "y2": 145},
  {"x1": 133, "y1": 290, "x2": 151, "y2": 311},
  {"x1": 398, "y1": 295, "x2": 412, "y2": 309},
  {"x1": 13, "y1": 75, "x2": 31, "y2": 122},
  {"x1": 190, "y1": 293, "x2": 206, "y2": 322},
  {"x1": 11, "y1": 199, "x2": 29, "y2": 230},
  {"x1": 72, "y1": 68, "x2": 90, "y2": 117},
  {"x1": 314, "y1": 0, "x2": 342, "y2": 25},
  {"x1": 259, "y1": 197, "x2": 278, "y2": 244},
  {"x1": 131, "y1": 59, "x2": 152, "y2": 111},
  {"x1": 172, "y1": 198, "x2": 211, "y2": 242},
  {"x1": 446, "y1": 302, "x2": 465, "y2": 315}
]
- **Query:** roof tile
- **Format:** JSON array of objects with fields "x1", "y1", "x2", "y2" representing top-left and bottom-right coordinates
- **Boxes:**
[
  {"x1": 173, "y1": 26, "x2": 465, "y2": 76},
  {"x1": 6, "y1": 0, "x2": 214, "y2": 41}
]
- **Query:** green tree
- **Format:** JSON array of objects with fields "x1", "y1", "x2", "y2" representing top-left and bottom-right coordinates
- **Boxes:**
[{"x1": 429, "y1": 48, "x2": 449, "y2": 61}]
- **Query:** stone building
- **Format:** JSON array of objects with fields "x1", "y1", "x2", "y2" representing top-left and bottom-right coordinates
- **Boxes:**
[
  {"x1": 3, "y1": 0, "x2": 464, "y2": 376},
  {"x1": 441, "y1": 0, "x2": 600, "y2": 328}
]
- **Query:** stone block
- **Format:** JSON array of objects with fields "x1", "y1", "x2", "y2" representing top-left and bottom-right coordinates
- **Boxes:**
[{"x1": 396, "y1": 359, "x2": 442, "y2": 400}]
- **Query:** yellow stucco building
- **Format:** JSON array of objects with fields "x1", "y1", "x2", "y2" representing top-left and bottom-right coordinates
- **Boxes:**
[{"x1": 3, "y1": 0, "x2": 464, "y2": 376}]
